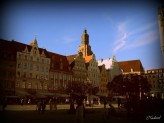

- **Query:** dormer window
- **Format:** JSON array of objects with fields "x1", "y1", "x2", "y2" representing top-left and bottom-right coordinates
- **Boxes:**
[{"x1": 60, "y1": 62, "x2": 63, "y2": 69}]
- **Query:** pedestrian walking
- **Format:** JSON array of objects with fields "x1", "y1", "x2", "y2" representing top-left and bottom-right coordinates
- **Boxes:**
[
  {"x1": 104, "y1": 99, "x2": 107, "y2": 109},
  {"x1": 20, "y1": 98, "x2": 24, "y2": 106},
  {"x1": 49, "y1": 99, "x2": 53, "y2": 111},
  {"x1": 75, "y1": 98, "x2": 85, "y2": 123},
  {"x1": 36, "y1": 99, "x2": 42, "y2": 114},
  {"x1": 41, "y1": 99, "x2": 46, "y2": 113}
]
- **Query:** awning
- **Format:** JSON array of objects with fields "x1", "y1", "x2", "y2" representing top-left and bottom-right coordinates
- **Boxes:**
[
  {"x1": 15, "y1": 90, "x2": 31, "y2": 96},
  {"x1": 54, "y1": 93, "x2": 70, "y2": 97},
  {"x1": 96, "y1": 93, "x2": 108, "y2": 97}
]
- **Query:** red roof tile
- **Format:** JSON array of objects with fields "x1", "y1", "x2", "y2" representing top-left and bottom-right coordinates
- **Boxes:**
[{"x1": 118, "y1": 60, "x2": 144, "y2": 73}]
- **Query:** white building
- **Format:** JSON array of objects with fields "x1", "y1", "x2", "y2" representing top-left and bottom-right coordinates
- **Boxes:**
[{"x1": 97, "y1": 56, "x2": 122, "y2": 82}]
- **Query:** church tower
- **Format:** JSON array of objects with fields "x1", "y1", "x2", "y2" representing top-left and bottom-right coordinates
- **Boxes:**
[
  {"x1": 158, "y1": 7, "x2": 164, "y2": 64},
  {"x1": 78, "y1": 29, "x2": 93, "y2": 57}
]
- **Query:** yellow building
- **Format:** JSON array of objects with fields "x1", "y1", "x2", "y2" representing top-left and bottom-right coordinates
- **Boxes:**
[{"x1": 15, "y1": 37, "x2": 51, "y2": 96}]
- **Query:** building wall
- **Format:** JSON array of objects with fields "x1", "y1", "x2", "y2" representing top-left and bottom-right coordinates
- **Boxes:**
[
  {"x1": 15, "y1": 41, "x2": 50, "y2": 92},
  {"x1": 71, "y1": 52, "x2": 87, "y2": 84},
  {"x1": 98, "y1": 65, "x2": 108, "y2": 96},
  {"x1": 144, "y1": 68, "x2": 164, "y2": 98},
  {"x1": 158, "y1": 7, "x2": 164, "y2": 64},
  {"x1": 97, "y1": 56, "x2": 121, "y2": 82},
  {"x1": 0, "y1": 55, "x2": 16, "y2": 96},
  {"x1": 85, "y1": 54, "x2": 100, "y2": 87}
]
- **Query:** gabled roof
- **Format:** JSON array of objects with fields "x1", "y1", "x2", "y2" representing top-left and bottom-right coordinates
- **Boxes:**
[
  {"x1": 118, "y1": 60, "x2": 144, "y2": 73},
  {"x1": 66, "y1": 54, "x2": 77, "y2": 65},
  {"x1": 48, "y1": 51, "x2": 71, "y2": 73},
  {"x1": 11, "y1": 40, "x2": 48, "y2": 56}
]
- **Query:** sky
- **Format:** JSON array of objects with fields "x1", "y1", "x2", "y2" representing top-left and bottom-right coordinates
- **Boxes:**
[{"x1": 0, "y1": 0, "x2": 164, "y2": 70}]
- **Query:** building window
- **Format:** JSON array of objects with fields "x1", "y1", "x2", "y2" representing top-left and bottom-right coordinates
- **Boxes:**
[
  {"x1": 42, "y1": 58, "x2": 44, "y2": 63},
  {"x1": 25, "y1": 55, "x2": 27, "y2": 60},
  {"x1": 37, "y1": 57, "x2": 39, "y2": 62},
  {"x1": 42, "y1": 67, "x2": 44, "y2": 72},
  {"x1": 30, "y1": 56, "x2": 33, "y2": 61},
  {"x1": 24, "y1": 63, "x2": 27, "y2": 69},
  {"x1": 46, "y1": 59, "x2": 49, "y2": 64},
  {"x1": 18, "y1": 63, "x2": 21, "y2": 68},
  {"x1": 18, "y1": 54, "x2": 21, "y2": 59},
  {"x1": 46, "y1": 75, "x2": 48, "y2": 80},
  {"x1": 28, "y1": 82, "x2": 31, "y2": 88},
  {"x1": 24, "y1": 72, "x2": 26, "y2": 78},
  {"x1": 30, "y1": 64, "x2": 33, "y2": 70},
  {"x1": 36, "y1": 75, "x2": 39, "y2": 79},
  {"x1": 46, "y1": 67, "x2": 48, "y2": 72},
  {"x1": 36, "y1": 66, "x2": 39, "y2": 71},
  {"x1": 30, "y1": 73, "x2": 32, "y2": 78},
  {"x1": 17, "y1": 71, "x2": 20, "y2": 77}
]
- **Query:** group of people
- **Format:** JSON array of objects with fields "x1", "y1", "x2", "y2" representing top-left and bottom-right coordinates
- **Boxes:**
[
  {"x1": 49, "y1": 97, "x2": 57, "y2": 111},
  {"x1": 36, "y1": 99, "x2": 46, "y2": 114}
]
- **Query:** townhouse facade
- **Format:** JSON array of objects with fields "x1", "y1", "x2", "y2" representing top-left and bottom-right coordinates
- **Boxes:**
[
  {"x1": 98, "y1": 64, "x2": 109, "y2": 97},
  {"x1": 144, "y1": 68, "x2": 164, "y2": 99},
  {"x1": 97, "y1": 56, "x2": 122, "y2": 82}
]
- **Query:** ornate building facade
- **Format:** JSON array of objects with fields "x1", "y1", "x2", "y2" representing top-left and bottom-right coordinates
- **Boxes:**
[
  {"x1": 67, "y1": 52, "x2": 87, "y2": 85},
  {"x1": 98, "y1": 64, "x2": 109, "y2": 97},
  {"x1": 15, "y1": 38, "x2": 51, "y2": 96},
  {"x1": 84, "y1": 54, "x2": 100, "y2": 87},
  {"x1": 97, "y1": 56, "x2": 121, "y2": 82}
]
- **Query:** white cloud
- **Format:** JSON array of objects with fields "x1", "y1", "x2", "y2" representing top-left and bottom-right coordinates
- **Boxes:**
[
  {"x1": 112, "y1": 20, "x2": 159, "y2": 54},
  {"x1": 112, "y1": 22, "x2": 128, "y2": 54},
  {"x1": 128, "y1": 21, "x2": 157, "y2": 36},
  {"x1": 124, "y1": 30, "x2": 159, "y2": 49}
]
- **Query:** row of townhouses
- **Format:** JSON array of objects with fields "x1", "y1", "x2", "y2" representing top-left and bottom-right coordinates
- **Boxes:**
[{"x1": 0, "y1": 29, "x2": 164, "y2": 99}]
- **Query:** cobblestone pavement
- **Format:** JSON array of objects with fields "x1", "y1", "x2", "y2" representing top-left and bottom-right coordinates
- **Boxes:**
[
  {"x1": 0, "y1": 104, "x2": 155, "y2": 123},
  {"x1": 0, "y1": 103, "x2": 118, "y2": 111}
]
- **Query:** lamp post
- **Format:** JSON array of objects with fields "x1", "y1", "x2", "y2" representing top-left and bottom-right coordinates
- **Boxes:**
[{"x1": 139, "y1": 77, "x2": 141, "y2": 100}]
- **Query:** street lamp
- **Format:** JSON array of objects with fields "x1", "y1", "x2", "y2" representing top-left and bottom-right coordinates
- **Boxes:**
[{"x1": 139, "y1": 77, "x2": 141, "y2": 100}]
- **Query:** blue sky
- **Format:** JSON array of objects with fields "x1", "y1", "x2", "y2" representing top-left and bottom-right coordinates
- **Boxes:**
[{"x1": 0, "y1": 0, "x2": 163, "y2": 69}]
